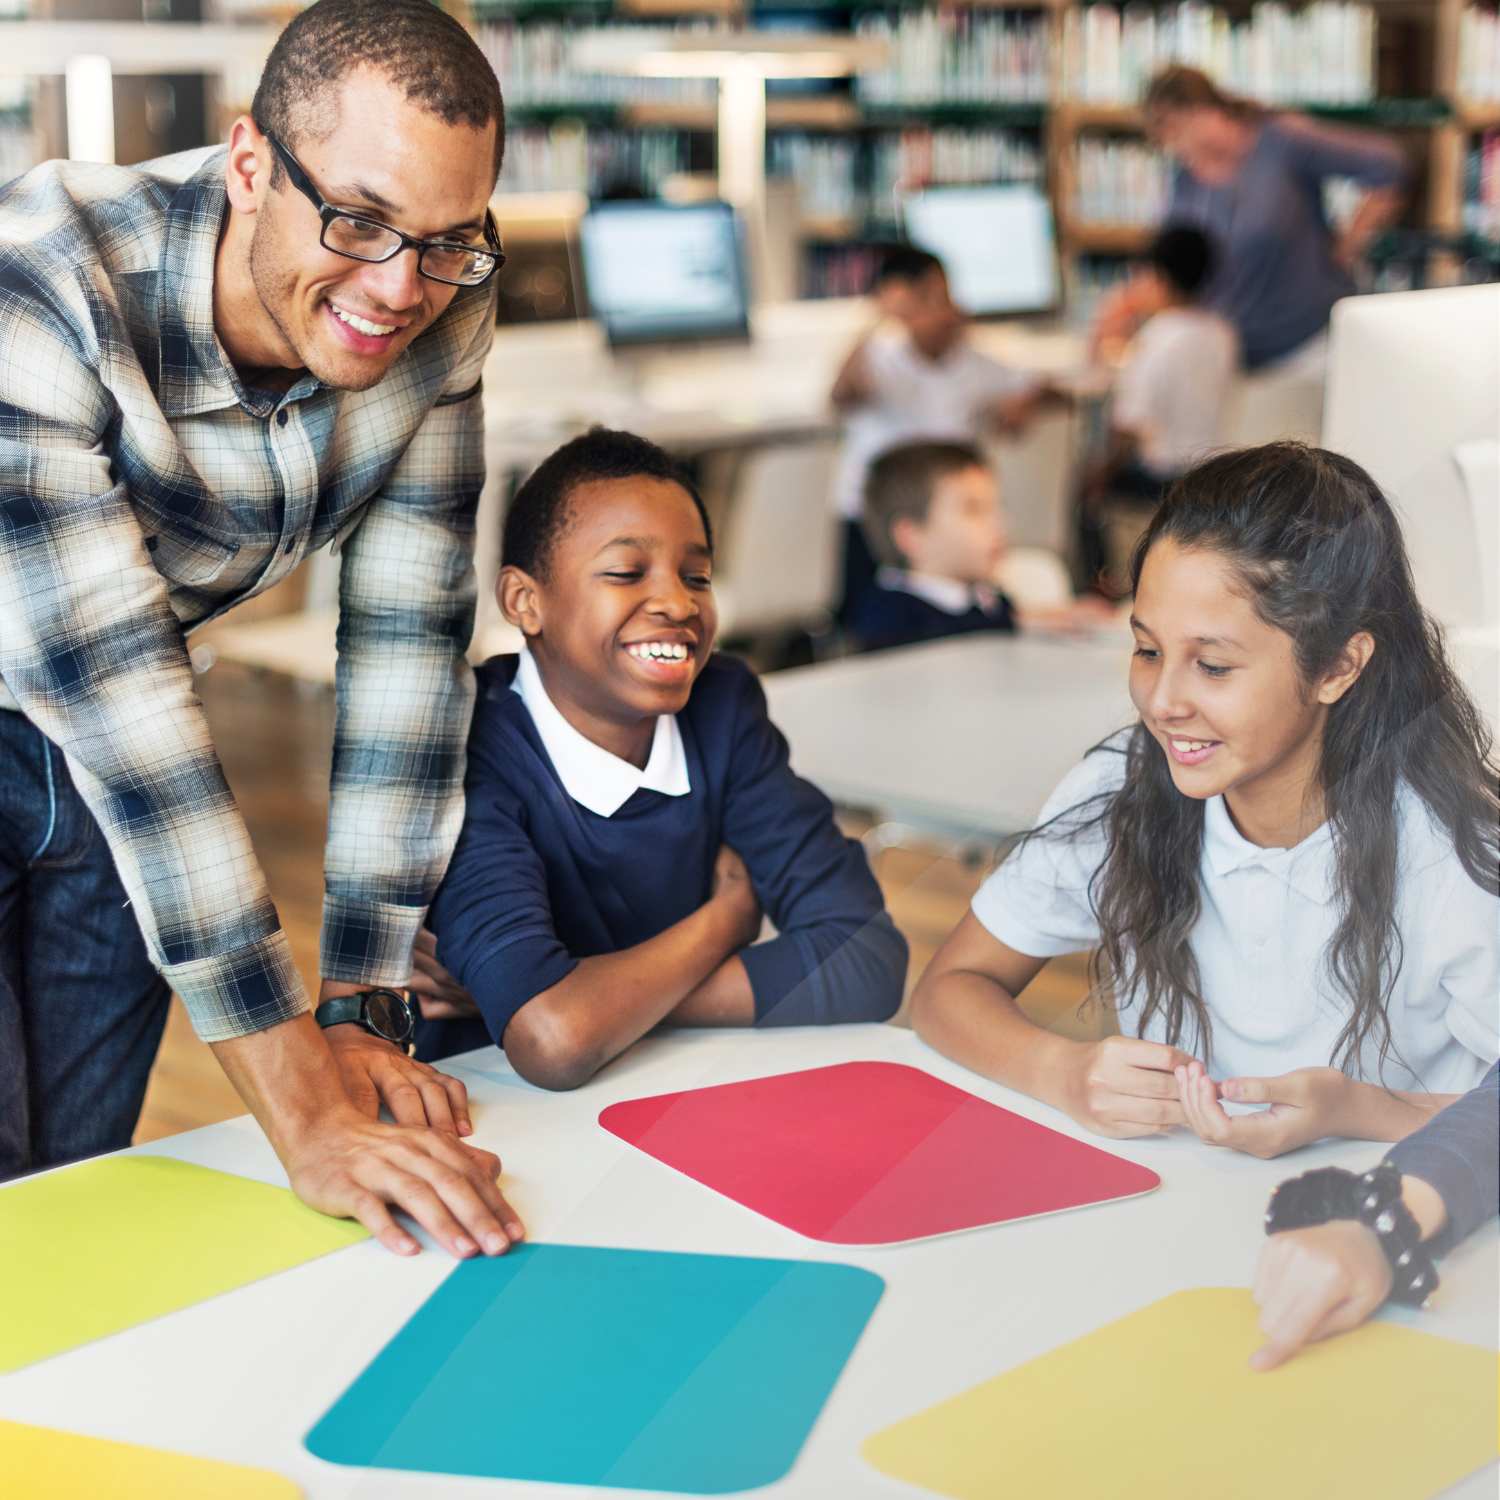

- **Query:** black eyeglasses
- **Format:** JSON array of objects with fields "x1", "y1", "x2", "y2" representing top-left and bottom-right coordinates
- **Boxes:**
[{"x1": 264, "y1": 131, "x2": 504, "y2": 288}]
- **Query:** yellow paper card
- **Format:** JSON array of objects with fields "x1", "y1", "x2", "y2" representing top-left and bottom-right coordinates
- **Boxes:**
[
  {"x1": 863, "y1": 1287, "x2": 1498, "y2": 1500},
  {"x1": 0, "y1": 1155, "x2": 368, "y2": 1374},
  {"x1": 0, "y1": 1418, "x2": 299, "y2": 1500}
]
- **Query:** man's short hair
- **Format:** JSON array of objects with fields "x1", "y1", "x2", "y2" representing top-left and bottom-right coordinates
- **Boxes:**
[
  {"x1": 862, "y1": 440, "x2": 989, "y2": 568},
  {"x1": 503, "y1": 427, "x2": 713, "y2": 580},
  {"x1": 253, "y1": 0, "x2": 505, "y2": 182},
  {"x1": 1149, "y1": 225, "x2": 1215, "y2": 298},
  {"x1": 875, "y1": 244, "x2": 945, "y2": 289}
]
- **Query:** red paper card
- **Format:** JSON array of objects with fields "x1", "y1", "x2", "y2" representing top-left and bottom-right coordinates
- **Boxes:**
[{"x1": 599, "y1": 1061, "x2": 1160, "y2": 1245}]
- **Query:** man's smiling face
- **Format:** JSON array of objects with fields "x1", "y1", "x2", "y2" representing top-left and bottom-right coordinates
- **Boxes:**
[{"x1": 246, "y1": 66, "x2": 497, "y2": 392}]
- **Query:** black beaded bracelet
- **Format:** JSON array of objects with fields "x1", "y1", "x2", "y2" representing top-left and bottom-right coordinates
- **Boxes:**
[{"x1": 1264, "y1": 1161, "x2": 1438, "y2": 1309}]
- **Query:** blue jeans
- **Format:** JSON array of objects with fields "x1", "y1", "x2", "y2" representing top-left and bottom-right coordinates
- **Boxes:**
[{"x1": 0, "y1": 709, "x2": 171, "y2": 1178}]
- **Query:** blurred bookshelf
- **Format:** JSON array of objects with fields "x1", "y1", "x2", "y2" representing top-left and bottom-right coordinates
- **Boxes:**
[{"x1": 0, "y1": 0, "x2": 1494, "y2": 299}]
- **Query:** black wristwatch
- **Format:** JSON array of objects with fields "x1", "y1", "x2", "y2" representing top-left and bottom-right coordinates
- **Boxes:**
[
  {"x1": 1264, "y1": 1161, "x2": 1438, "y2": 1308},
  {"x1": 314, "y1": 987, "x2": 416, "y2": 1055}
]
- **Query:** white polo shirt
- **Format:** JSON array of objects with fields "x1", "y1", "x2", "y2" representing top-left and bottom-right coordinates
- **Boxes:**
[
  {"x1": 832, "y1": 329, "x2": 1036, "y2": 520},
  {"x1": 513, "y1": 645, "x2": 691, "y2": 818},
  {"x1": 971, "y1": 733, "x2": 1498, "y2": 1090},
  {"x1": 1112, "y1": 306, "x2": 1239, "y2": 479}
]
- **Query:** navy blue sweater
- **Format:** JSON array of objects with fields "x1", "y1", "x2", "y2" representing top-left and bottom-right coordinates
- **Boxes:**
[
  {"x1": 1386, "y1": 1061, "x2": 1498, "y2": 1257},
  {"x1": 416, "y1": 652, "x2": 907, "y2": 1061},
  {"x1": 853, "y1": 580, "x2": 1016, "y2": 655}
]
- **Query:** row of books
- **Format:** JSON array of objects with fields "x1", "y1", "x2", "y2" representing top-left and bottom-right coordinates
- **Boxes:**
[
  {"x1": 497, "y1": 123, "x2": 688, "y2": 197},
  {"x1": 870, "y1": 126, "x2": 1042, "y2": 204},
  {"x1": 770, "y1": 127, "x2": 1042, "y2": 221},
  {"x1": 1058, "y1": 1, "x2": 1375, "y2": 107},
  {"x1": 1465, "y1": 130, "x2": 1500, "y2": 239},
  {"x1": 475, "y1": 22, "x2": 716, "y2": 108},
  {"x1": 800, "y1": 242, "x2": 885, "y2": 300},
  {"x1": 851, "y1": 11, "x2": 1049, "y2": 107},
  {"x1": 495, "y1": 120, "x2": 1045, "y2": 220},
  {"x1": 1458, "y1": 8, "x2": 1500, "y2": 104},
  {"x1": 768, "y1": 134, "x2": 861, "y2": 220},
  {"x1": 1071, "y1": 135, "x2": 1169, "y2": 225}
]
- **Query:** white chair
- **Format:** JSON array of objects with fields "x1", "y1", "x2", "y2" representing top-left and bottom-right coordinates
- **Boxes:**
[
  {"x1": 1453, "y1": 440, "x2": 1499, "y2": 631},
  {"x1": 712, "y1": 439, "x2": 841, "y2": 639},
  {"x1": 996, "y1": 545, "x2": 1073, "y2": 612},
  {"x1": 1323, "y1": 284, "x2": 1500, "y2": 632}
]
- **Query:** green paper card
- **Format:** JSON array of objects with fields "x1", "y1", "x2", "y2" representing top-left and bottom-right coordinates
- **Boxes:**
[{"x1": 0, "y1": 1154, "x2": 368, "y2": 1373}]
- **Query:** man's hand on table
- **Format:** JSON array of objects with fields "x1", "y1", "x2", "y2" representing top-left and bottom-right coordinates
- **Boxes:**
[{"x1": 212, "y1": 1010, "x2": 525, "y2": 1260}]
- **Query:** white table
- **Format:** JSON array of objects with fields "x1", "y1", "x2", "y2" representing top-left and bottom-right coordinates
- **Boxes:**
[
  {"x1": 1, "y1": 1025, "x2": 1494, "y2": 1499},
  {"x1": 763, "y1": 632, "x2": 1138, "y2": 841}
]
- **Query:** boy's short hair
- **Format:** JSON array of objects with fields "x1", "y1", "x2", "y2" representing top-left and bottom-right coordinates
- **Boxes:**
[
  {"x1": 862, "y1": 440, "x2": 989, "y2": 568},
  {"x1": 1149, "y1": 226, "x2": 1215, "y2": 298},
  {"x1": 875, "y1": 244, "x2": 946, "y2": 289},
  {"x1": 504, "y1": 427, "x2": 713, "y2": 580}
]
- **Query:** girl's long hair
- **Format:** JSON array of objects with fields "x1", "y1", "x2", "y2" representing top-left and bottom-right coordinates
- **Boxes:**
[{"x1": 1079, "y1": 443, "x2": 1497, "y2": 1077}]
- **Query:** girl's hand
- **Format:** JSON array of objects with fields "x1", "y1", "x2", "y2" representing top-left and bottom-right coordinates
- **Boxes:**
[
  {"x1": 1249, "y1": 1220, "x2": 1391, "y2": 1370},
  {"x1": 1062, "y1": 1036, "x2": 1196, "y2": 1138},
  {"x1": 1175, "y1": 1060, "x2": 1349, "y2": 1159},
  {"x1": 408, "y1": 926, "x2": 481, "y2": 1020}
]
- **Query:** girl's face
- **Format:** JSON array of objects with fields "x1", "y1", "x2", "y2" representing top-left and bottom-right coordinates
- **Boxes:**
[{"x1": 1128, "y1": 538, "x2": 1370, "y2": 845}]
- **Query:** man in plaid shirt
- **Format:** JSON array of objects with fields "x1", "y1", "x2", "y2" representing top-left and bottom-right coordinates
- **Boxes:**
[{"x1": 0, "y1": 0, "x2": 524, "y2": 1258}]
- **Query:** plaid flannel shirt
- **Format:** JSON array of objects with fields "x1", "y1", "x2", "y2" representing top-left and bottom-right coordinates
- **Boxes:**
[{"x1": 0, "y1": 147, "x2": 492, "y2": 1041}]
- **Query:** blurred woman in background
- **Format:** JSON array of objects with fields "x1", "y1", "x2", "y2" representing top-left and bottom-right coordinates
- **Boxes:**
[{"x1": 1096, "y1": 66, "x2": 1407, "y2": 374}]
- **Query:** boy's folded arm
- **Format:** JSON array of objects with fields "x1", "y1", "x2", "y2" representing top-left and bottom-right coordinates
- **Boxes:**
[
  {"x1": 716, "y1": 664, "x2": 909, "y2": 1024},
  {"x1": 502, "y1": 875, "x2": 759, "y2": 1092}
]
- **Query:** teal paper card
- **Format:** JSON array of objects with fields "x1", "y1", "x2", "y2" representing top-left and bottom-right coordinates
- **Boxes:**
[{"x1": 305, "y1": 1242, "x2": 884, "y2": 1493}]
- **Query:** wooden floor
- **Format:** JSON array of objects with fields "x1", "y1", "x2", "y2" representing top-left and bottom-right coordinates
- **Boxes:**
[{"x1": 134, "y1": 662, "x2": 1103, "y2": 1144}]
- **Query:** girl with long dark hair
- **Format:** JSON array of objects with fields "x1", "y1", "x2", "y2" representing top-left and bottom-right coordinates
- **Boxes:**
[{"x1": 910, "y1": 443, "x2": 1498, "y2": 1159}]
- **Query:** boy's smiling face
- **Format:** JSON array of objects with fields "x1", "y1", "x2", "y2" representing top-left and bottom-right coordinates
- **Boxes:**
[{"x1": 499, "y1": 474, "x2": 717, "y2": 766}]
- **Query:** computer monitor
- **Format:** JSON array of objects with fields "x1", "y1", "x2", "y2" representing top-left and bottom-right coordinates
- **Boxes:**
[
  {"x1": 898, "y1": 184, "x2": 1059, "y2": 316},
  {"x1": 577, "y1": 200, "x2": 750, "y2": 347}
]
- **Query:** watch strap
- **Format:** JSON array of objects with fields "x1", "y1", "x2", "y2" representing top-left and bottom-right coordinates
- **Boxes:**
[
  {"x1": 313, "y1": 994, "x2": 366, "y2": 1030},
  {"x1": 1264, "y1": 1162, "x2": 1438, "y2": 1309}
]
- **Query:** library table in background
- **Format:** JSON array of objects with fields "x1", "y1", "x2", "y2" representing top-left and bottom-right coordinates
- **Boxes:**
[
  {"x1": 0, "y1": 1025, "x2": 1493, "y2": 1500},
  {"x1": 763, "y1": 631, "x2": 1137, "y2": 844}
]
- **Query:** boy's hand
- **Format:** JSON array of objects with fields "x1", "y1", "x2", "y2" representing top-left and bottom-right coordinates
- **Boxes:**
[
  {"x1": 407, "y1": 925, "x2": 482, "y2": 1020},
  {"x1": 711, "y1": 844, "x2": 763, "y2": 951},
  {"x1": 1176, "y1": 1060, "x2": 1349, "y2": 1159},
  {"x1": 1060, "y1": 1035, "x2": 1194, "y2": 1137},
  {"x1": 1248, "y1": 1219, "x2": 1392, "y2": 1370}
]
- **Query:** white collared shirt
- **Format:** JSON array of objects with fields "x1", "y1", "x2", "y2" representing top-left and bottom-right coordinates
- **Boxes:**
[
  {"x1": 970, "y1": 731, "x2": 1498, "y2": 1089},
  {"x1": 831, "y1": 329, "x2": 1036, "y2": 519},
  {"x1": 512, "y1": 645, "x2": 691, "y2": 819},
  {"x1": 876, "y1": 567, "x2": 1001, "y2": 617}
]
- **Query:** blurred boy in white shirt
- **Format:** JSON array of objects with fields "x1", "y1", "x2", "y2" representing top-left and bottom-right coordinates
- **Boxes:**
[
  {"x1": 831, "y1": 246, "x2": 1049, "y2": 623},
  {"x1": 1091, "y1": 226, "x2": 1239, "y2": 508}
]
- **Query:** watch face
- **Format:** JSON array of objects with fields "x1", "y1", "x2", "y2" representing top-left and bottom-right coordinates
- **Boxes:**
[{"x1": 365, "y1": 990, "x2": 413, "y2": 1043}]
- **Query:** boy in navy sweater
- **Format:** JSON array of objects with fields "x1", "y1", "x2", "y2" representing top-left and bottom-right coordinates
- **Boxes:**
[
  {"x1": 854, "y1": 440, "x2": 1111, "y2": 653},
  {"x1": 410, "y1": 428, "x2": 907, "y2": 1088}
]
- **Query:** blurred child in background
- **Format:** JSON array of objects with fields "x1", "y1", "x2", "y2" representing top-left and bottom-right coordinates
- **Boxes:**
[
  {"x1": 1086, "y1": 225, "x2": 1236, "y2": 588},
  {"x1": 830, "y1": 246, "x2": 1052, "y2": 623},
  {"x1": 855, "y1": 441, "x2": 1114, "y2": 653}
]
